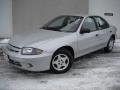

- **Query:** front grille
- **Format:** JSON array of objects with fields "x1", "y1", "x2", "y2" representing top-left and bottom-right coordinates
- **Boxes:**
[
  {"x1": 7, "y1": 44, "x2": 21, "y2": 53},
  {"x1": 9, "y1": 59, "x2": 22, "y2": 67}
]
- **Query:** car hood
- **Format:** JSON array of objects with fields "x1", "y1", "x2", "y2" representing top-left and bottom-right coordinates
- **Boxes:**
[{"x1": 9, "y1": 29, "x2": 70, "y2": 48}]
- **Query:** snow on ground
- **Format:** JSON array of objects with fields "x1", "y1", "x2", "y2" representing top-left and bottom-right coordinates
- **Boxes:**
[
  {"x1": 0, "y1": 40, "x2": 120, "y2": 90},
  {"x1": 115, "y1": 40, "x2": 120, "y2": 47}
]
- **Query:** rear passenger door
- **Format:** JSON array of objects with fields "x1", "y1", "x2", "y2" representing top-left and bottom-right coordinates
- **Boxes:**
[{"x1": 93, "y1": 16, "x2": 111, "y2": 44}]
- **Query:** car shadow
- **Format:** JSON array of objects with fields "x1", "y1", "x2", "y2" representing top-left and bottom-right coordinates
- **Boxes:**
[{"x1": 73, "y1": 46, "x2": 120, "y2": 70}]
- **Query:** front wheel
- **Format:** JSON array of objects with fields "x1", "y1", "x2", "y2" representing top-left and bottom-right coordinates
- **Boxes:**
[
  {"x1": 104, "y1": 37, "x2": 115, "y2": 53},
  {"x1": 50, "y1": 49, "x2": 73, "y2": 74}
]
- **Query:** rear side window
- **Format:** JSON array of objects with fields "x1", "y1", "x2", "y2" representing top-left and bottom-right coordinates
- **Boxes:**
[{"x1": 94, "y1": 16, "x2": 109, "y2": 30}]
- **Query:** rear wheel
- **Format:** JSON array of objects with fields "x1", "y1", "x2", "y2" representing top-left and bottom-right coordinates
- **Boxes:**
[
  {"x1": 50, "y1": 49, "x2": 73, "y2": 74},
  {"x1": 104, "y1": 37, "x2": 115, "y2": 53}
]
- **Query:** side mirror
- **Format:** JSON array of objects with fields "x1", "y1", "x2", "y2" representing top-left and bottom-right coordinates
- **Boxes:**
[{"x1": 80, "y1": 28, "x2": 90, "y2": 34}]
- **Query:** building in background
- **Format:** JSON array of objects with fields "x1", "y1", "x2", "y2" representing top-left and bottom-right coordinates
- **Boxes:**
[
  {"x1": 12, "y1": 0, "x2": 88, "y2": 34},
  {"x1": 0, "y1": 0, "x2": 11, "y2": 48},
  {"x1": 0, "y1": 0, "x2": 120, "y2": 38},
  {"x1": 0, "y1": 0, "x2": 12, "y2": 38},
  {"x1": 89, "y1": 0, "x2": 120, "y2": 38}
]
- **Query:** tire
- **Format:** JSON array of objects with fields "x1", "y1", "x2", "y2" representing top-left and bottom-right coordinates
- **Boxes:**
[
  {"x1": 104, "y1": 37, "x2": 115, "y2": 53},
  {"x1": 50, "y1": 49, "x2": 74, "y2": 74}
]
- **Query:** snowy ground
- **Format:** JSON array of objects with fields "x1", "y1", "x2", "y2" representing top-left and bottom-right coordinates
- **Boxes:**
[{"x1": 0, "y1": 40, "x2": 120, "y2": 90}]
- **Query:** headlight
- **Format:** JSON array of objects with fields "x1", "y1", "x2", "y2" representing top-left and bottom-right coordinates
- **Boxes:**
[{"x1": 21, "y1": 47, "x2": 43, "y2": 55}]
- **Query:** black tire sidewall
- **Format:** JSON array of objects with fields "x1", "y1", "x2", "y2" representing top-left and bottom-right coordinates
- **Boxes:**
[{"x1": 104, "y1": 37, "x2": 115, "y2": 52}]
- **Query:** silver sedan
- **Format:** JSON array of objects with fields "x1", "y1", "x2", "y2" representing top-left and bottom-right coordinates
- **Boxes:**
[{"x1": 3, "y1": 14, "x2": 117, "y2": 74}]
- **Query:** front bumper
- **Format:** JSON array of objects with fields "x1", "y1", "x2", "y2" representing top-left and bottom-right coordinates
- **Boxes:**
[{"x1": 3, "y1": 46, "x2": 53, "y2": 72}]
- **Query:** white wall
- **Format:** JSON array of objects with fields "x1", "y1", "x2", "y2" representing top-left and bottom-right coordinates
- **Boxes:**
[
  {"x1": 0, "y1": 0, "x2": 13, "y2": 38},
  {"x1": 89, "y1": 0, "x2": 120, "y2": 38},
  {"x1": 12, "y1": 0, "x2": 88, "y2": 34}
]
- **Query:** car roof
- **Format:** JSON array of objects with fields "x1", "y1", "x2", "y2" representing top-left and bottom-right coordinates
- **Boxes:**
[{"x1": 61, "y1": 13, "x2": 99, "y2": 17}]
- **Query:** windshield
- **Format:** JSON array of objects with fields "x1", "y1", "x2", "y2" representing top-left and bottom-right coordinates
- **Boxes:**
[{"x1": 41, "y1": 15, "x2": 83, "y2": 32}]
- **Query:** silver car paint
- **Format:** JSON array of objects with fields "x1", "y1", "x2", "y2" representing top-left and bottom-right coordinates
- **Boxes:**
[
  {"x1": 4, "y1": 30, "x2": 78, "y2": 71},
  {"x1": 4, "y1": 15, "x2": 117, "y2": 71},
  {"x1": 9, "y1": 30, "x2": 70, "y2": 48}
]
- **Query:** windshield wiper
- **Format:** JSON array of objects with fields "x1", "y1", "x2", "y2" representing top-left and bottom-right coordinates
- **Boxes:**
[
  {"x1": 41, "y1": 27, "x2": 62, "y2": 32},
  {"x1": 41, "y1": 26, "x2": 49, "y2": 30}
]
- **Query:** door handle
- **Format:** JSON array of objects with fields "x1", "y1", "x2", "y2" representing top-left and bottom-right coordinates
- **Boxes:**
[
  {"x1": 96, "y1": 34, "x2": 99, "y2": 37},
  {"x1": 110, "y1": 31, "x2": 112, "y2": 33}
]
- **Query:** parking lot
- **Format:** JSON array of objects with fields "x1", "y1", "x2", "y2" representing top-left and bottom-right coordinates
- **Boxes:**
[{"x1": 0, "y1": 40, "x2": 120, "y2": 90}]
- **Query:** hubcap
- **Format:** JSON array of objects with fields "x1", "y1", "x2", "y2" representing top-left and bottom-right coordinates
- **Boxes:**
[
  {"x1": 52, "y1": 54, "x2": 69, "y2": 71},
  {"x1": 109, "y1": 39, "x2": 114, "y2": 50}
]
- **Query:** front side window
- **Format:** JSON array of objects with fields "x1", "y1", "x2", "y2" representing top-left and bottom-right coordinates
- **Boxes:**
[
  {"x1": 41, "y1": 15, "x2": 83, "y2": 32},
  {"x1": 81, "y1": 17, "x2": 97, "y2": 32},
  {"x1": 94, "y1": 16, "x2": 109, "y2": 30}
]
